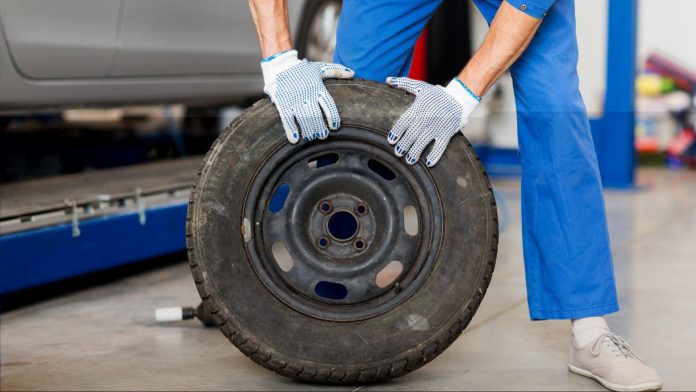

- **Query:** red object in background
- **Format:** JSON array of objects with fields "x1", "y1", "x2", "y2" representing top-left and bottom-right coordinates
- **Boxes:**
[
  {"x1": 645, "y1": 54, "x2": 696, "y2": 94},
  {"x1": 667, "y1": 126, "x2": 696, "y2": 157},
  {"x1": 408, "y1": 28, "x2": 428, "y2": 81}
]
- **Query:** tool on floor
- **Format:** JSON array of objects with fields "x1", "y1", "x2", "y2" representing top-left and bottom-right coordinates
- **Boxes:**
[{"x1": 154, "y1": 302, "x2": 216, "y2": 327}]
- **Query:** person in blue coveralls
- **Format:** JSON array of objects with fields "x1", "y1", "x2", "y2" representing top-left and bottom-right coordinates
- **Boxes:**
[{"x1": 248, "y1": 0, "x2": 662, "y2": 390}]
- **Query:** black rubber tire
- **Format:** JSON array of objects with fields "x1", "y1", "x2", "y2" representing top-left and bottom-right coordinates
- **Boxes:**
[{"x1": 186, "y1": 80, "x2": 498, "y2": 384}]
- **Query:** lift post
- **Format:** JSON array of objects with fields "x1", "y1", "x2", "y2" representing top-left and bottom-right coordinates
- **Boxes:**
[{"x1": 591, "y1": 0, "x2": 638, "y2": 188}]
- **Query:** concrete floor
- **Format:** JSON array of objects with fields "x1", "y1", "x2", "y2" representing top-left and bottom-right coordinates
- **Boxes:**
[{"x1": 2, "y1": 168, "x2": 695, "y2": 391}]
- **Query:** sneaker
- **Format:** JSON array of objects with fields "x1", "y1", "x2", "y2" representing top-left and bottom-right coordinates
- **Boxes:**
[{"x1": 569, "y1": 332, "x2": 662, "y2": 392}]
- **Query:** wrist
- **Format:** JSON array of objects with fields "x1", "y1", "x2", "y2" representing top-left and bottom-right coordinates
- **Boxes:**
[
  {"x1": 445, "y1": 77, "x2": 480, "y2": 116},
  {"x1": 458, "y1": 68, "x2": 487, "y2": 97},
  {"x1": 262, "y1": 49, "x2": 293, "y2": 63},
  {"x1": 260, "y1": 38, "x2": 293, "y2": 60},
  {"x1": 261, "y1": 49, "x2": 302, "y2": 90}
]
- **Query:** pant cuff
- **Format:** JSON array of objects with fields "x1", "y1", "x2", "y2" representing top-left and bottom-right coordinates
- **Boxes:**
[{"x1": 529, "y1": 303, "x2": 620, "y2": 321}]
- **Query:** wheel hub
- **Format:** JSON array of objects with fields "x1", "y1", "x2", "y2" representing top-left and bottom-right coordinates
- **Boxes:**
[
  {"x1": 312, "y1": 194, "x2": 372, "y2": 255},
  {"x1": 242, "y1": 128, "x2": 443, "y2": 321}
]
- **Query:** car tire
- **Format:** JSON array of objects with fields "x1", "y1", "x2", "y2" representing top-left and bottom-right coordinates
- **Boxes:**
[{"x1": 186, "y1": 79, "x2": 498, "y2": 384}]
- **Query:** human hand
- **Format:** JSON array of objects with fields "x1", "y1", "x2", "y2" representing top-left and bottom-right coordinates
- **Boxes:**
[
  {"x1": 262, "y1": 50, "x2": 354, "y2": 143},
  {"x1": 386, "y1": 77, "x2": 480, "y2": 167}
]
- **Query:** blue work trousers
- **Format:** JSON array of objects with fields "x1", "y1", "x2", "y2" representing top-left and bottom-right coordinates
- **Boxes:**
[{"x1": 334, "y1": 0, "x2": 619, "y2": 320}]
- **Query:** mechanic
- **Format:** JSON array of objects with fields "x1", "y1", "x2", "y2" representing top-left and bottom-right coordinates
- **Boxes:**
[{"x1": 248, "y1": 0, "x2": 662, "y2": 390}]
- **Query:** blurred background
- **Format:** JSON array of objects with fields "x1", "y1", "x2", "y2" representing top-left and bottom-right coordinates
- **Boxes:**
[
  {"x1": 1, "y1": 1, "x2": 695, "y2": 390},
  {"x1": 2, "y1": 0, "x2": 695, "y2": 185}
]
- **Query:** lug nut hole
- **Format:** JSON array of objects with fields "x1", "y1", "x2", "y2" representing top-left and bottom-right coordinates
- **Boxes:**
[
  {"x1": 353, "y1": 239, "x2": 366, "y2": 251},
  {"x1": 319, "y1": 200, "x2": 333, "y2": 214},
  {"x1": 317, "y1": 237, "x2": 330, "y2": 248},
  {"x1": 355, "y1": 204, "x2": 368, "y2": 215}
]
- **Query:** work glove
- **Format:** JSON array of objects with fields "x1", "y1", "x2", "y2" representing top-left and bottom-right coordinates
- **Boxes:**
[
  {"x1": 386, "y1": 77, "x2": 480, "y2": 167},
  {"x1": 261, "y1": 50, "x2": 355, "y2": 143}
]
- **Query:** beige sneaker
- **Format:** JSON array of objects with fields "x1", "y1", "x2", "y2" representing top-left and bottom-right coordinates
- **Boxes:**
[{"x1": 569, "y1": 333, "x2": 662, "y2": 392}]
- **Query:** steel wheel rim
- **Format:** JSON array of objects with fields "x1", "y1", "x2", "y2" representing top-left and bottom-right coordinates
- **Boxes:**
[
  {"x1": 242, "y1": 127, "x2": 444, "y2": 321},
  {"x1": 305, "y1": 0, "x2": 340, "y2": 62}
]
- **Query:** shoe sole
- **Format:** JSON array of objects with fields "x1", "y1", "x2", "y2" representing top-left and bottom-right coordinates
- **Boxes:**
[{"x1": 568, "y1": 363, "x2": 662, "y2": 392}]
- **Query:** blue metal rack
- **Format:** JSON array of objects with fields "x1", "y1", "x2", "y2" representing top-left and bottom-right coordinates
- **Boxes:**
[
  {"x1": 0, "y1": 202, "x2": 187, "y2": 295},
  {"x1": 0, "y1": 158, "x2": 199, "y2": 295}
]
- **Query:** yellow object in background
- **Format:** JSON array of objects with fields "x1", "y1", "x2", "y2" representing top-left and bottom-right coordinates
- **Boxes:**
[{"x1": 636, "y1": 74, "x2": 676, "y2": 96}]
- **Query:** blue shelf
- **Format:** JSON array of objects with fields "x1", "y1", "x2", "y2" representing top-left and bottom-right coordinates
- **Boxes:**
[{"x1": 0, "y1": 201, "x2": 188, "y2": 295}]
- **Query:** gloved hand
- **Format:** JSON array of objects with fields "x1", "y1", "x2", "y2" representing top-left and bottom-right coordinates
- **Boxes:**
[
  {"x1": 261, "y1": 50, "x2": 355, "y2": 143},
  {"x1": 386, "y1": 77, "x2": 480, "y2": 167}
]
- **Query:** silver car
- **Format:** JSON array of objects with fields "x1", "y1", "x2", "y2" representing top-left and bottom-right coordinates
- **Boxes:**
[{"x1": 0, "y1": 0, "x2": 340, "y2": 113}]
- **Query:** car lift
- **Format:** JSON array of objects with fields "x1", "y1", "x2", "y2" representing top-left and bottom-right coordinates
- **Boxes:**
[{"x1": 0, "y1": 158, "x2": 198, "y2": 294}]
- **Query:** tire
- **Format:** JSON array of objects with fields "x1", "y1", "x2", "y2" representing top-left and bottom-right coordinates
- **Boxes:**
[
  {"x1": 186, "y1": 80, "x2": 498, "y2": 384},
  {"x1": 296, "y1": 0, "x2": 341, "y2": 62}
]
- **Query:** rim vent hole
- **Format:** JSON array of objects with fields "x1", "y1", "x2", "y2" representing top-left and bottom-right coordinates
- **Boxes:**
[
  {"x1": 308, "y1": 153, "x2": 339, "y2": 168},
  {"x1": 376, "y1": 260, "x2": 404, "y2": 288},
  {"x1": 368, "y1": 159, "x2": 396, "y2": 180},
  {"x1": 271, "y1": 241, "x2": 294, "y2": 272},
  {"x1": 269, "y1": 183, "x2": 290, "y2": 213},
  {"x1": 404, "y1": 205, "x2": 419, "y2": 236},
  {"x1": 315, "y1": 281, "x2": 348, "y2": 300}
]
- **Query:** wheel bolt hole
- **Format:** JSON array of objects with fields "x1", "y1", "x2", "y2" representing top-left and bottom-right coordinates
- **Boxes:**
[
  {"x1": 355, "y1": 204, "x2": 367, "y2": 215},
  {"x1": 353, "y1": 239, "x2": 366, "y2": 251},
  {"x1": 317, "y1": 237, "x2": 330, "y2": 248},
  {"x1": 319, "y1": 201, "x2": 332, "y2": 213}
]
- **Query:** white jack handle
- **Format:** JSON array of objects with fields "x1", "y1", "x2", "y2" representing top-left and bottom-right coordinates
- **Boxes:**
[{"x1": 155, "y1": 307, "x2": 192, "y2": 322}]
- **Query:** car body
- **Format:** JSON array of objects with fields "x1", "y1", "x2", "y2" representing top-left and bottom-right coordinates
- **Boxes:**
[{"x1": 0, "y1": 0, "x2": 325, "y2": 113}]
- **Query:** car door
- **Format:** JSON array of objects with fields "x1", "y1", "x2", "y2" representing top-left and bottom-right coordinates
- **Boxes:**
[
  {"x1": 109, "y1": 0, "x2": 267, "y2": 77},
  {"x1": 0, "y1": 0, "x2": 120, "y2": 79}
]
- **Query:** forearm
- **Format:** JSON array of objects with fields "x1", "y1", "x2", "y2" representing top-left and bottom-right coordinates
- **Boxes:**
[
  {"x1": 458, "y1": 1, "x2": 543, "y2": 97},
  {"x1": 248, "y1": 0, "x2": 293, "y2": 58}
]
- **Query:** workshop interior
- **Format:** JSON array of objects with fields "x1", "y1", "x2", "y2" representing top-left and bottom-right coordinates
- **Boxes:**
[{"x1": 1, "y1": 0, "x2": 695, "y2": 391}]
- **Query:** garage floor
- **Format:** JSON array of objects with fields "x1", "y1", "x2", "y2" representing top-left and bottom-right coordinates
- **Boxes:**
[{"x1": 2, "y1": 168, "x2": 695, "y2": 391}]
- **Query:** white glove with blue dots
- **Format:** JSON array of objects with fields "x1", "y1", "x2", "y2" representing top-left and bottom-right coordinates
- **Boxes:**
[
  {"x1": 262, "y1": 50, "x2": 355, "y2": 143},
  {"x1": 386, "y1": 77, "x2": 480, "y2": 167}
]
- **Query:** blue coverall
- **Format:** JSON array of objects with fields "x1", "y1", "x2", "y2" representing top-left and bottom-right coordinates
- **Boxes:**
[{"x1": 334, "y1": 0, "x2": 619, "y2": 320}]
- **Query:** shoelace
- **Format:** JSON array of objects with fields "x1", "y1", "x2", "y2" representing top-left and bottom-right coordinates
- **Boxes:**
[{"x1": 590, "y1": 332, "x2": 643, "y2": 361}]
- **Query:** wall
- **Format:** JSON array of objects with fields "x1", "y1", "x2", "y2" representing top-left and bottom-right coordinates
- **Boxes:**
[{"x1": 639, "y1": 0, "x2": 696, "y2": 71}]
